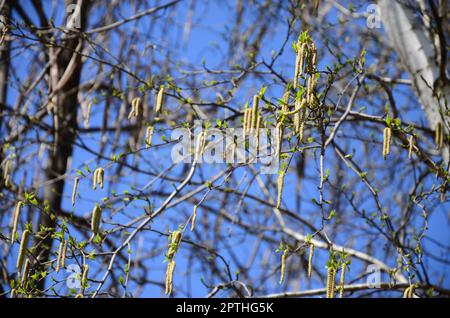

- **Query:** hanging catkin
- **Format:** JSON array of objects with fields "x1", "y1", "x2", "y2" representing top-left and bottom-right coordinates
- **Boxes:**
[
  {"x1": 279, "y1": 249, "x2": 288, "y2": 284},
  {"x1": 56, "y1": 239, "x2": 64, "y2": 273},
  {"x1": 11, "y1": 201, "x2": 23, "y2": 242},
  {"x1": 84, "y1": 102, "x2": 92, "y2": 128},
  {"x1": 382, "y1": 127, "x2": 392, "y2": 160},
  {"x1": 145, "y1": 126, "x2": 154, "y2": 148},
  {"x1": 3, "y1": 159, "x2": 11, "y2": 187},
  {"x1": 165, "y1": 260, "x2": 176, "y2": 295},
  {"x1": 21, "y1": 258, "x2": 30, "y2": 284},
  {"x1": 256, "y1": 114, "x2": 262, "y2": 153},
  {"x1": 71, "y1": 177, "x2": 79, "y2": 206},
  {"x1": 91, "y1": 204, "x2": 102, "y2": 235},
  {"x1": 408, "y1": 135, "x2": 414, "y2": 159},
  {"x1": 251, "y1": 95, "x2": 259, "y2": 129},
  {"x1": 308, "y1": 243, "x2": 314, "y2": 278},
  {"x1": 191, "y1": 205, "x2": 198, "y2": 231},
  {"x1": 326, "y1": 267, "x2": 336, "y2": 298},
  {"x1": 155, "y1": 85, "x2": 165, "y2": 114},
  {"x1": 339, "y1": 263, "x2": 346, "y2": 298},
  {"x1": 435, "y1": 122, "x2": 444, "y2": 149},
  {"x1": 93, "y1": 167, "x2": 104, "y2": 190},
  {"x1": 276, "y1": 170, "x2": 286, "y2": 209},
  {"x1": 128, "y1": 97, "x2": 141, "y2": 119},
  {"x1": 17, "y1": 230, "x2": 30, "y2": 271},
  {"x1": 165, "y1": 230, "x2": 182, "y2": 296}
]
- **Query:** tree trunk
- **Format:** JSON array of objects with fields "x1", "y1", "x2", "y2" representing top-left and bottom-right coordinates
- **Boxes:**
[
  {"x1": 35, "y1": 0, "x2": 90, "y2": 291},
  {"x1": 379, "y1": 0, "x2": 449, "y2": 165}
]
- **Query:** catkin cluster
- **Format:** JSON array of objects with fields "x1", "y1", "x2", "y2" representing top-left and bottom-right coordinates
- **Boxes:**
[
  {"x1": 191, "y1": 205, "x2": 198, "y2": 231},
  {"x1": 128, "y1": 97, "x2": 141, "y2": 119},
  {"x1": 165, "y1": 230, "x2": 182, "y2": 295},
  {"x1": 242, "y1": 95, "x2": 262, "y2": 152},
  {"x1": 92, "y1": 167, "x2": 104, "y2": 190},
  {"x1": 55, "y1": 238, "x2": 67, "y2": 273},
  {"x1": 293, "y1": 38, "x2": 318, "y2": 89},
  {"x1": 403, "y1": 284, "x2": 415, "y2": 298}
]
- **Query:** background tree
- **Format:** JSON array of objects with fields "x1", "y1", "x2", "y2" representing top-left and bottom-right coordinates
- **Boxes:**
[{"x1": 0, "y1": 0, "x2": 449, "y2": 298}]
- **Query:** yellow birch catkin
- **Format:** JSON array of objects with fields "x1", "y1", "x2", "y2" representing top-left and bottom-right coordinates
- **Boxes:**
[
  {"x1": 382, "y1": 127, "x2": 392, "y2": 160},
  {"x1": 165, "y1": 260, "x2": 176, "y2": 295},
  {"x1": 11, "y1": 201, "x2": 23, "y2": 242},
  {"x1": 128, "y1": 97, "x2": 141, "y2": 119},
  {"x1": 145, "y1": 126, "x2": 154, "y2": 148},
  {"x1": 155, "y1": 85, "x2": 165, "y2": 114},
  {"x1": 408, "y1": 135, "x2": 414, "y2": 160},
  {"x1": 21, "y1": 258, "x2": 30, "y2": 284},
  {"x1": 326, "y1": 267, "x2": 336, "y2": 298},
  {"x1": 3, "y1": 159, "x2": 11, "y2": 186},
  {"x1": 276, "y1": 170, "x2": 286, "y2": 209},
  {"x1": 84, "y1": 102, "x2": 92, "y2": 128},
  {"x1": 91, "y1": 204, "x2": 102, "y2": 235},
  {"x1": 251, "y1": 95, "x2": 259, "y2": 130},
  {"x1": 17, "y1": 229, "x2": 30, "y2": 271},
  {"x1": 279, "y1": 249, "x2": 288, "y2": 285},
  {"x1": 191, "y1": 205, "x2": 198, "y2": 232},
  {"x1": 339, "y1": 263, "x2": 346, "y2": 298},
  {"x1": 435, "y1": 122, "x2": 444, "y2": 149},
  {"x1": 255, "y1": 114, "x2": 262, "y2": 154},
  {"x1": 61, "y1": 239, "x2": 68, "y2": 269},
  {"x1": 92, "y1": 168, "x2": 104, "y2": 190},
  {"x1": 165, "y1": 230, "x2": 182, "y2": 296},
  {"x1": 71, "y1": 177, "x2": 79, "y2": 207},
  {"x1": 56, "y1": 239, "x2": 64, "y2": 273},
  {"x1": 308, "y1": 243, "x2": 314, "y2": 278}
]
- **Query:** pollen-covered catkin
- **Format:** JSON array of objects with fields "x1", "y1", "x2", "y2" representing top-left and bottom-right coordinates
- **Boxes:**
[
  {"x1": 91, "y1": 204, "x2": 102, "y2": 235},
  {"x1": 256, "y1": 114, "x2": 261, "y2": 153},
  {"x1": 17, "y1": 229, "x2": 30, "y2": 271},
  {"x1": 165, "y1": 260, "x2": 176, "y2": 295},
  {"x1": 61, "y1": 239, "x2": 68, "y2": 269},
  {"x1": 21, "y1": 258, "x2": 30, "y2": 284},
  {"x1": 155, "y1": 85, "x2": 165, "y2": 114},
  {"x1": 408, "y1": 135, "x2": 414, "y2": 160},
  {"x1": 339, "y1": 263, "x2": 346, "y2": 298},
  {"x1": 11, "y1": 201, "x2": 23, "y2": 242},
  {"x1": 279, "y1": 249, "x2": 288, "y2": 284},
  {"x1": 56, "y1": 239, "x2": 64, "y2": 273},
  {"x1": 93, "y1": 167, "x2": 104, "y2": 190},
  {"x1": 3, "y1": 159, "x2": 11, "y2": 186},
  {"x1": 71, "y1": 177, "x2": 79, "y2": 206},
  {"x1": 276, "y1": 170, "x2": 286, "y2": 209},
  {"x1": 326, "y1": 267, "x2": 336, "y2": 298},
  {"x1": 403, "y1": 285, "x2": 414, "y2": 298},
  {"x1": 84, "y1": 102, "x2": 92, "y2": 128},
  {"x1": 165, "y1": 230, "x2": 182, "y2": 296},
  {"x1": 128, "y1": 97, "x2": 141, "y2": 119},
  {"x1": 145, "y1": 126, "x2": 154, "y2": 148},
  {"x1": 191, "y1": 205, "x2": 198, "y2": 231},
  {"x1": 382, "y1": 127, "x2": 392, "y2": 160},
  {"x1": 435, "y1": 122, "x2": 444, "y2": 149},
  {"x1": 251, "y1": 95, "x2": 259, "y2": 129},
  {"x1": 194, "y1": 132, "x2": 206, "y2": 162},
  {"x1": 308, "y1": 243, "x2": 314, "y2": 278}
]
